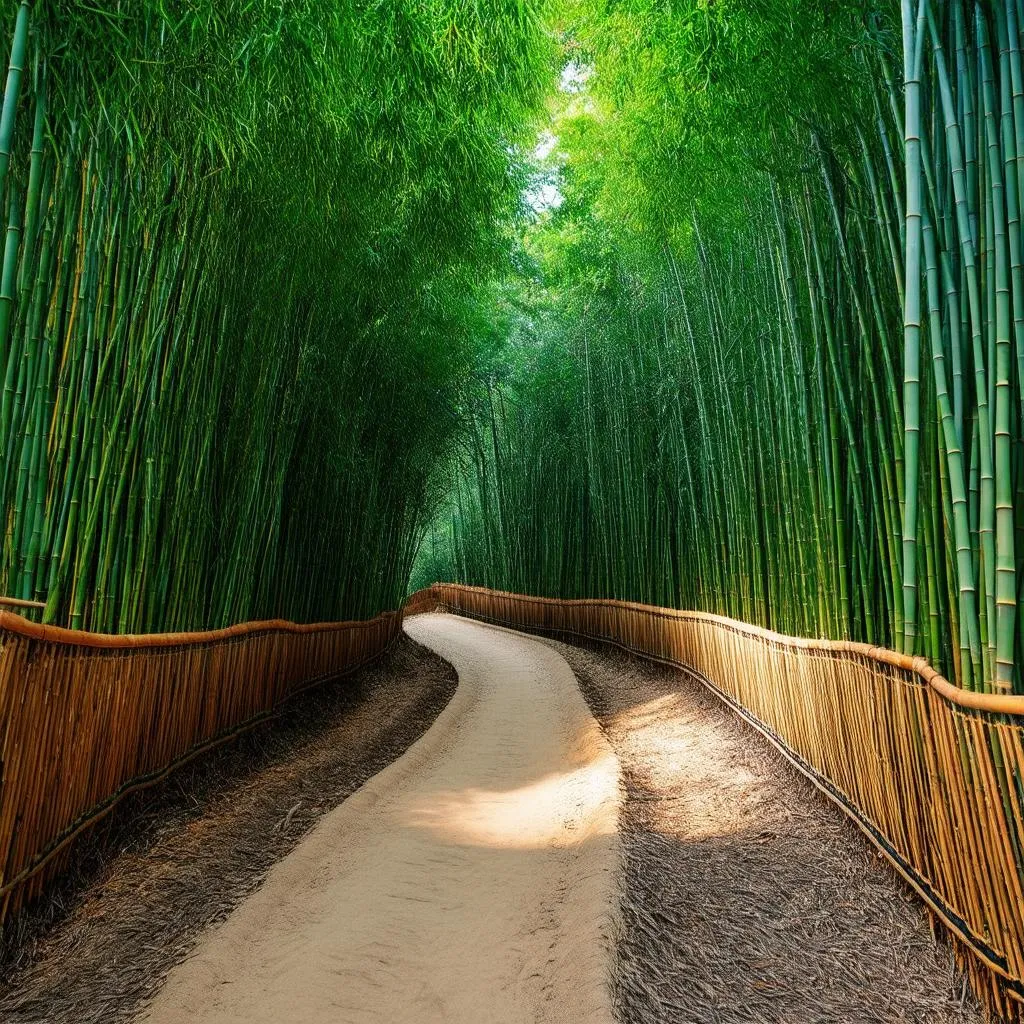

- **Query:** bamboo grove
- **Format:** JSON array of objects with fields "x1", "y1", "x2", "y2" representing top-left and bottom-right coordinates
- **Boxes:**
[
  {"x1": 5, "y1": 0, "x2": 1024, "y2": 699},
  {"x1": 418, "y1": 0, "x2": 1024, "y2": 696},
  {"x1": 0, "y1": 1, "x2": 549, "y2": 631}
]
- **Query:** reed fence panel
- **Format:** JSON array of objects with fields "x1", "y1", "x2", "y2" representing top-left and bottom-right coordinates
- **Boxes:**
[
  {"x1": 0, "y1": 607, "x2": 404, "y2": 921},
  {"x1": 417, "y1": 583, "x2": 1024, "y2": 1021}
]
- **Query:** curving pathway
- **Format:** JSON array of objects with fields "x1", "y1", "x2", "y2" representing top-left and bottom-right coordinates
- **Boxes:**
[{"x1": 140, "y1": 613, "x2": 621, "y2": 1024}]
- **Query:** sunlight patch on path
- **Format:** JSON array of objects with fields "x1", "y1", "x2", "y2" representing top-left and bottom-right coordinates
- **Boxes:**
[{"x1": 405, "y1": 756, "x2": 619, "y2": 850}]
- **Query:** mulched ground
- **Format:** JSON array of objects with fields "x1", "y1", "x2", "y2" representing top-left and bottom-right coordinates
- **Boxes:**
[
  {"x1": 546, "y1": 637, "x2": 984, "y2": 1024},
  {"x1": 0, "y1": 636, "x2": 457, "y2": 1024}
]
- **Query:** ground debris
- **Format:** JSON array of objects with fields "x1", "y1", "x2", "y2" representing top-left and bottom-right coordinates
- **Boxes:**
[{"x1": 547, "y1": 637, "x2": 984, "y2": 1024}]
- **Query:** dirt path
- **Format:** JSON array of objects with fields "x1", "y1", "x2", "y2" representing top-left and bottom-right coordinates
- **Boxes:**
[{"x1": 139, "y1": 613, "x2": 622, "y2": 1024}]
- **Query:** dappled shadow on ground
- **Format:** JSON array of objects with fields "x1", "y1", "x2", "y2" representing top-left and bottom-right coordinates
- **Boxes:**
[{"x1": 549, "y1": 637, "x2": 982, "y2": 1024}]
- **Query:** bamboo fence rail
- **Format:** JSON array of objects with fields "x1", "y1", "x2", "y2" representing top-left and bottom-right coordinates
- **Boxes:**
[
  {"x1": 415, "y1": 583, "x2": 1024, "y2": 1021},
  {"x1": 0, "y1": 605, "x2": 405, "y2": 922}
]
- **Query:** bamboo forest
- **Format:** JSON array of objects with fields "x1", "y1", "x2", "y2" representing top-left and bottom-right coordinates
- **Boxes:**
[
  {"x1": 1, "y1": 0, "x2": 1021, "y2": 683},
  {"x1": 1, "y1": 3, "x2": 1023, "y2": 1023},
  {"x1": 418, "y1": 0, "x2": 1024, "y2": 699}
]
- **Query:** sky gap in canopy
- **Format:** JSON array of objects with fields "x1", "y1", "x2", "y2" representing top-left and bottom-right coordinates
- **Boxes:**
[
  {"x1": 418, "y1": 0, "x2": 1024, "y2": 697},
  {"x1": 0, "y1": 0, "x2": 552, "y2": 632}
]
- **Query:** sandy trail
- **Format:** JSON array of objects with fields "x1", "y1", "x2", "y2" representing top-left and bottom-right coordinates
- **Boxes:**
[{"x1": 140, "y1": 613, "x2": 621, "y2": 1024}]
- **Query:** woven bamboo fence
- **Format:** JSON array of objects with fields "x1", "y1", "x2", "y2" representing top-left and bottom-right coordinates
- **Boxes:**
[
  {"x1": 415, "y1": 583, "x2": 1024, "y2": 1021},
  {"x1": 0, "y1": 605, "x2": 404, "y2": 922}
]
